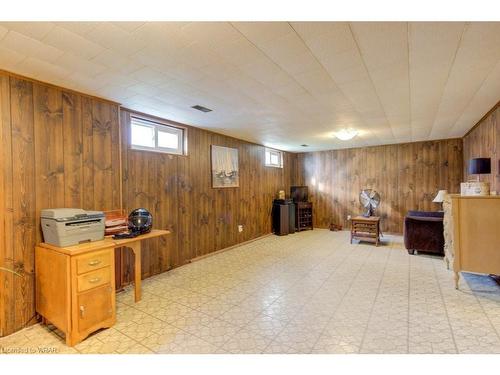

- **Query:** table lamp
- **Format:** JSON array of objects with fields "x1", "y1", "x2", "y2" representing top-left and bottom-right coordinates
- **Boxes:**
[
  {"x1": 468, "y1": 158, "x2": 491, "y2": 181},
  {"x1": 461, "y1": 158, "x2": 491, "y2": 196},
  {"x1": 433, "y1": 190, "x2": 447, "y2": 211}
]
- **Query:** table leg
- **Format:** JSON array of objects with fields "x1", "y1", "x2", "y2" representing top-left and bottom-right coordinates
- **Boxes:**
[
  {"x1": 129, "y1": 242, "x2": 142, "y2": 302},
  {"x1": 66, "y1": 332, "x2": 77, "y2": 347}
]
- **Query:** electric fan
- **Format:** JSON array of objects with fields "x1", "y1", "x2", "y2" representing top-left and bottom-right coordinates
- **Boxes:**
[{"x1": 359, "y1": 189, "x2": 380, "y2": 217}]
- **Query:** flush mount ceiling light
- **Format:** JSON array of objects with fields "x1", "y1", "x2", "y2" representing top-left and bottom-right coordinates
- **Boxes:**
[{"x1": 334, "y1": 128, "x2": 358, "y2": 141}]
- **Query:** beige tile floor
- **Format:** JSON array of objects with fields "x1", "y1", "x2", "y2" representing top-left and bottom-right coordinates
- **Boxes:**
[{"x1": 1, "y1": 229, "x2": 500, "y2": 354}]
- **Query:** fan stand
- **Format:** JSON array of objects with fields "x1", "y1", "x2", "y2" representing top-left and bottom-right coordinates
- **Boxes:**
[{"x1": 363, "y1": 206, "x2": 373, "y2": 217}]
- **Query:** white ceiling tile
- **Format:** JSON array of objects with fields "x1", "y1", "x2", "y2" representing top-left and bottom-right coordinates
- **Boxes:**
[
  {"x1": 92, "y1": 70, "x2": 139, "y2": 88},
  {"x1": 0, "y1": 31, "x2": 64, "y2": 64},
  {"x1": 181, "y1": 22, "x2": 243, "y2": 46},
  {"x1": 239, "y1": 57, "x2": 291, "y2": 87},
  {"x1": 256, "y1": 34, "x2": 319, "y2": 75},
  {"x1": 62, "y1": 72, "x2": 108, "y2": 92},
  {"x1": 42, "y1": 26, "x2": 105, "y2": 59},
  {"x1": 294, "y1": 68, "x2": 338, "y2": 96},
  {"x1": 199, "y1": 63, "x2": 241, "y2": 81},
  {"x1": 129, "y1": 66, "x2": 172, "y2": 86},
  {"x1": 128, "y1": 47, "x2": 178, "y2": 71},
  {"x1": 211, "y1": 38, "x2": 263, "y2": 66},
  {"x1": 85, "y1": 23, "x2": 147, "y2": 56},
  {"x1": 259, "y1": 32, "x2": 306, "y2": 57},
  {"x1": 0, "y1": 45, "x2": 26, "y2": 68},
  {"x1": 271, "y1": 81, "x2": 308, "y2": 99},
  {"x1": 320, "y1": 48, "x2": 363, "y2": 76},
  {"x1": 350, "y1": 22, "x2": 409, "y2": 70},
  {"x1": 0, "y1": 22, "x2": 55, "y2": 40},
  {"x1": 56, "y1": 53, "x2": 107, "y2": 77},
  {"x1": 15, "y1": 57, "x2": 70, "y2": 82},
  {"x1": 55, "y1": 22, "x2": 102, "y2": 36},
  {"x1": 232, "y1": 22, "x2": 293, "y2": 45},
  {"x1": 112, "y1": 22, "x2": 145, "y2": 33},
  {"x1": 292, "y1": 22, "x2": 353, "y2": 56},
  {"x1": 97, "y1": 85, "x2": 136, "y2": 103},
  {"x1": 157, "y1": 81, "x2": 200, "y2": 98},
  {"x1": 91, "y1": 49, "x2": 144, "y2": 75},
  {"x1": 176, "y1": 42, "x2": 221, "y2": 69},
  {"x1": 327, "y1": 63, "x2": 368, "y2": 85},
  {"x1": 133, "y1": 23, "x2": 190, "y2": 52},
  {"x1": 163, "y1": 64, "x2": 206, "y2": 84}
]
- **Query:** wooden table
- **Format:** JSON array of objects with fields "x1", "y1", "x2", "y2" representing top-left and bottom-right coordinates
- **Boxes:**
[
  {"x1": 36, "y1": 229, "x2": 170, "y2": 346},
  {"x1": 350, "y1": 216, "x2": 381, "y2": 246},
  {"x1": 111, "y1": 230, "x2": 170, "y2": 301}
]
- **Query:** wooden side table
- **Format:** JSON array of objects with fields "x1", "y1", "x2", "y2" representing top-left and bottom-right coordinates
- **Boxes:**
[
  {"x1": 112, "y1": 230, "x2": 170, "y2": 302},
  {"x1": 350, "y1": 216, "x2": 381, "y2": 246}
]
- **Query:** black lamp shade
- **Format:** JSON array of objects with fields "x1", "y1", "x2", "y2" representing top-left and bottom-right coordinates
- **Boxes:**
[{"x1": 468, "y1": 158, "x2": 491, "y2": 175}]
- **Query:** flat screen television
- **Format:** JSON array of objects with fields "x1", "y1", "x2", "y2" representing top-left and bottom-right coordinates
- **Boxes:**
[{"x1": 291, "y1": 186, "x2": 308, "y2": 203}]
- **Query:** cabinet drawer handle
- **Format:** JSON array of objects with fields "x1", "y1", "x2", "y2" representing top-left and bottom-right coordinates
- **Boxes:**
[
  {"x1": 80, "y1": 305, "x2": 85, "y2": 318},
  {"x1": 88, "y1": 277, "x2": 101, "y2": 284},
  {"x1": 88, "y1": 260, "x2": 101, "y2": 266}
]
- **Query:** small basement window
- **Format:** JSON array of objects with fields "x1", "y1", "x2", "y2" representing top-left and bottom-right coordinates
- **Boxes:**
[
  {"x1": 130, "y1": 116, "x2": 185, "y2": 155},
  {"x1": 265, "y1": 148, "x2": 283, "y2": 168}
]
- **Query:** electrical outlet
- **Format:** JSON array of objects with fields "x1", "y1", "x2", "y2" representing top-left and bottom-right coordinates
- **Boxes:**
[
  {"x1": 347, "y1": 215, "x2": 351, "y2": 221},
  {"x1": 238, "y1": 225, "x2": 243, "y2": 232}
]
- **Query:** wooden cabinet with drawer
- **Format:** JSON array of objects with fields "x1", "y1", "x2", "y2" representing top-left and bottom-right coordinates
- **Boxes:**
[
  {"x1": 75, "y1": 250, "x2": 112, "y2": 274},
  {"x1": 77, "y1": 267, "x2": 111, "y2": 292},
  {"x1": 35, "y1": 242, "x2": 116, "y2": 346}
]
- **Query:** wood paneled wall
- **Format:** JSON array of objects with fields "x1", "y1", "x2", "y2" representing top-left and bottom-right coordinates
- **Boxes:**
[
  {"x1": 0, "y1": 72, "x2": 121, "y2": 337},
  {"x1": 463, "y1": 103, "x2": 500, "y2": 193},
  {"x1": 119, "y1": 109, "x2": 295, "y2": 280},
  {"x1": 295, "y1": 139, "x2": 464, "y2": 234}
]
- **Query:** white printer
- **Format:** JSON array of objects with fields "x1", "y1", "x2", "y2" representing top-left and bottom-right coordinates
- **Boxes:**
[{"x1": 41, "y1": 208, "x2": 105, "y2": 247}]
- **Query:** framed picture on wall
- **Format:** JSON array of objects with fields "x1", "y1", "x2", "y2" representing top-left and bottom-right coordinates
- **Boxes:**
[{"x1": 211, "y1": 145, "x2": 239, "y2": 188}]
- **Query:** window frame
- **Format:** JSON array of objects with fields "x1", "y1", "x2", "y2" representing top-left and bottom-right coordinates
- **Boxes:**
[
  {"x1": 265, "y1": 148, "x2": 284, "y2": 168},
  {"x1": 130, "y1": 115, "x2": 187, "y2": 156}
]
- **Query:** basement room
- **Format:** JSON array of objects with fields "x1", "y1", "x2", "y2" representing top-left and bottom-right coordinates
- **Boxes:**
[{"x1": 0, "y1": 1, "x2": 499, "y2": 373}]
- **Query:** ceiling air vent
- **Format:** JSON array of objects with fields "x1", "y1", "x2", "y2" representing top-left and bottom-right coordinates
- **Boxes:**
[{"x1": 191, "y1": 105, "x2": 212, "y2": 113}]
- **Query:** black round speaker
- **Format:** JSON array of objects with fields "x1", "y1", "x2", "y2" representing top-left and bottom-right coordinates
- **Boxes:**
[{"x1": 128, "y1": 208, "x2": 152, "y2": 235}]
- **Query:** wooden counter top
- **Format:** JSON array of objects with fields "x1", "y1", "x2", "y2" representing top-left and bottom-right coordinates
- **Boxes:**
[
  {"x1": 448, "y1": 194, "x2": 500, "y2": 199},
  {"x1": 39, "y1": 229, "x2": 171, "y2": 255}
]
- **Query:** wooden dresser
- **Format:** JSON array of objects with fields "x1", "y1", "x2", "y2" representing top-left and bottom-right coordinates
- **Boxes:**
[{"x1": 445, "y1": 195, "x2": 500, "y2": 288}]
